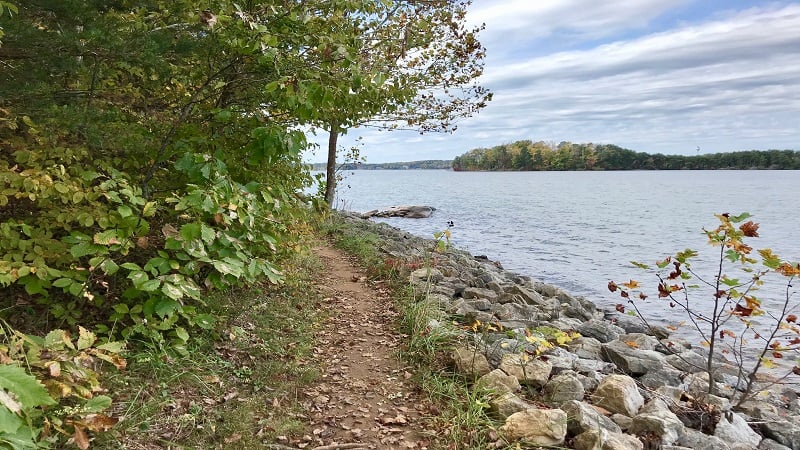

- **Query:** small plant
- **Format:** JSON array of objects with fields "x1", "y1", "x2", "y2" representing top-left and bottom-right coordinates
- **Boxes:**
[
  {"x1": 610, "y1": 213, "x2": 800, "y2": 407},
  {"x1": 0, "y1": 320, "x2": 125, "y2": 449}
]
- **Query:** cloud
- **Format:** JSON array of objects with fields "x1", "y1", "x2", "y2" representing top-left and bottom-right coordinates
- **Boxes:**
[{"x1": 307, "y1": 2, "x2": 800, "y2": 163}]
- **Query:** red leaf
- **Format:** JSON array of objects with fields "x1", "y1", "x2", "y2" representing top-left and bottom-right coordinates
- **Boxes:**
[
  {"x1": 638, "y1": 292, "x2": 648, "y2": 300},
  {"x1": 773, "y1": 351, "x2": 784, "y2": 359},
  {"x1": 739, "y1": 221, "x2": 760, "y2": 237},
  {"x1": 733, "y1": 304, "x2": 753, "y2": 317},
  {"x1": 788, "y1": 315, "x2": 798, "y2": 323},
  {"x1": 620, "y1": 290, "x2": 629, "y2": 299},
  {"x1": 607, "y1": 281, "x2": 618, "y2": 292},
  {"x1": 615, "y1": 303, "x2": 625, "y2": 313}
]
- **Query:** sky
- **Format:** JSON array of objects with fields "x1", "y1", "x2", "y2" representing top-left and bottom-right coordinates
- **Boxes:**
[{"x1": 306, "y1": 1, "x2": 800, "y2": 164}]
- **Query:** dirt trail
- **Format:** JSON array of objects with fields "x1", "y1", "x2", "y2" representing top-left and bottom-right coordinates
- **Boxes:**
[{"x1": 286, "y1": 244, "x2": 436, "y2": 449}]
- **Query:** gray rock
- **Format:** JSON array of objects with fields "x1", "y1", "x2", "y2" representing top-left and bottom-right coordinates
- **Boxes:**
[
  {"x1": 573, "y1": 429, "x2": 645, "y2": 450},
  {"x1": 569, "y1": 336, "x2": 604, "y2": 360},
  {"x1": 593, "y1": 374, "x2": 645, "y2": 417},
  {"x1": 715, "y1": 413, "x2": 761, "y2": 450},
  {"x1": 466, "y1": 298, "x2": 493, "y2": 311},
  {"x1": 500, "y1": 408, "x2": 568, "y2": 445},
  {"x1": 574, "y1": 358, "x2": 617, "y2": 376},
  {"x1": 476, "y1": 368, "x2": 521, "y2": 395},
  {"x1": 452, "y1": 346, "x2": 492, "y2": 378},
  {"x1": 463, "y1": 287, "x2": 498, "y2": 301},
  {"x1": 543, "y1": 372, "x2": 585, "y2": 404},
  {"x1": 489, "y1": 392, "x2": 532, "y2": 420},
  {"x1": 678, "y1": 428, "x2": 730, "y2": 450},
  {"x1": 498, "y1": 353, "x2": 552, "y2": 387},
  {"x1": 630, "y1": 399, "x2": 685, "y2": 446},
  {"x1": 409, "y1": 267, "x2": 444, "y2": 284},
  {"x1": 639, "y1": 361, "x2": 684, "y2": 390},
  {"x1": 562, "y1": 400, "x2": 622, "y2": 436},
  {"x1": 619, "y1": 333, "x2": 661, "y2": 351},
  {"x1": 611, "y1": 413, "x2": 634, "y2": 430},
  {"x1": 665, "y1": 350, "x2": 708, "y2": 373},
  {"x1": 611, "y1": 315, "x2": 651, "y2": 334},
  {"x1": 370, "y1": 205, "x2": 435, "y2": 218},
  {"x1": 761, "y1": 419, "x2": 800, "y2": 449},
  {"x1": 601, "y1": 340, "x2": 665, "y2": 376},
  {"x1": 506, "y1": 284, "x2": 547, "y2": 306},
  {"x1": 758, "y1": 438, "x2": 792, "y2": 450},
  {"x1": 546, "y1": 346, "x2": 580, "y2": 373},
  {"x1": 578, "y1": 320, "x2": 626, "y2": 343}
]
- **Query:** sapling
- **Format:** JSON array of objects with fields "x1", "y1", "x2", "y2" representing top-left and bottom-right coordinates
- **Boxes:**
[{"x1": 610, "y1": 213, "x2": 800, "y2": 407}]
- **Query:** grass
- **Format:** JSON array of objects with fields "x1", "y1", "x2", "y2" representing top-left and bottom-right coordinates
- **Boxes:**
[
  {"x1": 321, "y1": 214, "x2": 499, "y2": 450},
  {"x1": 93, "y1": 250, "x2": 325, "y2": 449}
]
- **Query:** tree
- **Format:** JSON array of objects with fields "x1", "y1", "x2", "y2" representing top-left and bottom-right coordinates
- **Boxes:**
[{"x1": 320, "y1": 0, "x2": 491, "y2": 205}]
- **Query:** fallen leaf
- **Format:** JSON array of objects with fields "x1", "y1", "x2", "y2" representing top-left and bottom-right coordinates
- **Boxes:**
[{"x1": 73, "y1": 426, "x2": 90, "y2": 450}]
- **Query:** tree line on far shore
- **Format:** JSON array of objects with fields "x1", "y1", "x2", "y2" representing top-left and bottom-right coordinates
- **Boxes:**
[{"x1": 451, "y1": 140, "x2": 800, "y2": 171}]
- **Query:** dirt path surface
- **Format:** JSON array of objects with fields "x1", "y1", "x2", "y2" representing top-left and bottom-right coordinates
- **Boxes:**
[{"x1": 285, "y1": 243, "x2": 437, "y2": 449}]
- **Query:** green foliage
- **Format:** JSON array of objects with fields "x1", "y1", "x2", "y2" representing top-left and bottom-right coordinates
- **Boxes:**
[
  {"x1": 611, "y1": 213, "x2": 800, "y2": 406},
  {"x1": 452, "y1": 140, "x2": 800, "y2": 171},
  {"x1": 0, "y1": 321, "x2": 124, "y2": 449}
]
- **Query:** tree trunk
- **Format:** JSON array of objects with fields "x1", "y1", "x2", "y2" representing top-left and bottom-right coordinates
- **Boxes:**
[{"x1": 324, "y1": 123, "x2": 339, "y2": 208}]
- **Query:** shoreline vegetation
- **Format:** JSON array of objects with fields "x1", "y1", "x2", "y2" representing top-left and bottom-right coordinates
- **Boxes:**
[{"x1": 452, "y1": 141, "x2": 800, "y2": 171}]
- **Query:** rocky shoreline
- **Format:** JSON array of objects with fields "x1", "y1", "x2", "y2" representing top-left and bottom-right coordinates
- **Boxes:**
[{"x1": 336, "y1": 212, "x2": 800, "y2": 450}]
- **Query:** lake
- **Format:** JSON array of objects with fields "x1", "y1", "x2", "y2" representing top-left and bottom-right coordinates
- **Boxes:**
[{"x1": 333, "y1": 170, "x2": 800, "y2": 344}]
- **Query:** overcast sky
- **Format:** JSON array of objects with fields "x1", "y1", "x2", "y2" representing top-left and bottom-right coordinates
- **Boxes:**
[{"x1": 306, "y1": 1, "x2": 800, "y2": 164}]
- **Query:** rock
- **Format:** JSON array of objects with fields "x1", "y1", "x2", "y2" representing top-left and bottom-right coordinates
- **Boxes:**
[
  {"x1": 601, "y1": 340, "x2": 665, "y2": 376},
  {"x1": 506, "y1": 284, "x2": 546, "y2": 306},
  {"x1": 630, "y1": 398, "x2": 685, "y2": 446},
  {"x1": 574, "y1": 358, "x2": 616, "y2": 376},
  {"x1": 638, "y1": 361, "x2": 684, "y2": 390},
  {"x1": 543, "y1": 372, "x2": 585, "y2": 404},
  {"x1": 665, "y1": 351, "x2": 708, "y2": 373},
  {"x1": 569, "y1": 336, "x2": 604, "y2": 360},
  {"x1": 562, "y1": 400, "x2": 621, "y2": 436},
  {"x1": 489, "y1": 392, "x2": 532, "y2": 420},
  {"x1": 546, "y1": 346, "x2": 581, "y2": 373},
  {"x1": 409, "y1": 267, "x2": 443, "y2": 284},
  {"x1": 760, "y1": 419, "x2": 800, "y2": 449},
  {"x1": 677, "y1": 428, "x2": 731, "y2": 450},
  {"x1": 485, "y1": 338, "x2": 526, "y2": 368},
  {"x1": 612, "y1": 413, "x2": 634, "y2": 430},
  {"x1": 714, "y1": 411, "x2": 761, "y2": 448},
  {"x1": 573, "y1": 429, "x2": 645, "y2": 450},
  {"x1": 578, "y1": 320, "x2": 626, "y2": 343},
  {"x1": 368, "y1": 205, "x2": 436, "y2": 218},
  {"x1": 476, "y1": 368, "x2": 521, "y2": 395},
  {"x1": 593, "y1": 374, "x2": 645, "y2": 417},
  {"x1": 463, "y1": 287, "x2": 498, "y2": 301},
  {"x1": 610, "y1": 315, "x2": 651, "y2": 334},
  {"x1": 499, "y1": 408, "x2": 567, "y2": 445},
  {"x1": 452, "y1": 346, "x2": 491, "y2": 378},
  {"x1": 759, "y1": 438, "x2": 792, "y2": 450},
  {"x1": 619, "y1": 333, "x2": 661, "y2": 351},
  {"x1": 498, "y1": 353, "x2": 552, "y2": 387}
]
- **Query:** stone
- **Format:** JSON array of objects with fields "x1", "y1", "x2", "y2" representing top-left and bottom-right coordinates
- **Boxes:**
[
  {"x1": 409, "y1": 267, "x2": 444, "y2": 284},
  {"x1": 506, "y1": 284, "x2": 546, "y2": 306},
  {"x1": 758, "y1": 438, "x2": 792, "y2": 450},
  {"x1": 760, "y1": 419, "x2": 800, "y2": 449},
  {"x1": 714, "y1": 411, "x2": 761, "y2": 448},
  {"x1": 574, "y1": 358, "x2": 616, "y2": 376},
  {"x1": 543, "y1": 372, "x2": 585, "y2": 404},
  {"x1": 611, "y1": 315, "x2": 651, "y2": 334},
  {"x1": 592, "y1": 374, "x2": 644, "y2": 417},
  {"x1": 619, "y1": 333, "x2": 661, "y2": 351},
  {"x1": 573, "y1": 429, "x2": 645, "y2": 450},
  {"x1": 578, "y1": 319, "x2": 626, "y2": 343},
  {"x1": 498, "y1": 353, "x2": 552, "y2": 387},
  {"x1": 476, "y1": 368, "x2": 521, "y2": 395},
  {"x1": 562, "y1": 400, "x2": 621, "y2": 436},
  {"x1": 677, "y1": 428, "x2": 730, "y2": 450},
  {"x1": 611, "y1": 413, "x2": 633, "y2": 430},
  {"x1": 630, "y1": 399, "x2": 685, "y2": 446},
  {"x1": 569, "y1": 336, "x2": 604, "y2": 360},
  {"x1": 665, "y1": 351, "x2": 708, "y2": 373},
  {"x1": 546, "y1": 346, "x2": 580, "y2": 373},
  {"x1": 638, "y1": 361, "x2": 684, "y2": 390},
  {"x1": 465, "y1": 298, "x2": 493, "y2": 311},
  {"x1": 463, "y1": 287, "x2": 498, "y2": 301},
  {"x1": 452, "y1": 346, "x2": 491, "y2": 378},
  {"x1": 499, "y1": 408, "x2": 567, "y2": 445},
  {"x1": 601, "y1": 340, "x2": 665, "y2": 376},
  {"x1": 489, "y1": 392, "x2": 532, "y2": 420},
  {"x1": 370, "y1": 205, "x2": 435, "y2": 218},
  {"x1": 485, "y1": 338, "x2": 526, "y2": 368}
]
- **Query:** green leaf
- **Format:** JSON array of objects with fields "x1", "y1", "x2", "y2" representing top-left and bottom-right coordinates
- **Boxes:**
[
  {"x1": 729, "y1": 212, "x2": 752, "y2": 223},
  {"x1": 0, "y1": 404, "x2": 26, "y2": 435},
  {"x1": 93, "y1": 230, "x2": 121, "y2": 246},
  {"x1": 142, "y1": 201, "x2": 157, "y2": 218},
  {"x1": 161, "y1": 282, "x2": 183, "y2": 300},
  {"x1": 139, "y1": 278, "x2": 161, "y2": 292},
  {"x1": 96, "y1": 341, "x2": 125, "y2": 353},
  {"x1": 121, "y1": 262, "x2": 142, "y2": 271},
  {"x1": 630, "y1": 261, "x2": 650, "y2": 270},
  {"x1": 100, "y1": 258, "x2": 120, "y2": 275},
  {"x1": 77, "y1": 326, "x2": 97, "y2": 350},
  {"x1": 0, "y1": 365, "x2": 56, "y2": 408},
  {"x1": 83, "y1": 395, "x2": 112, "y2": 413},
  {"x1": 117, "y1": 205, "x2": 133, "y2": 218},
  {"x1": 174, "y1": 327, "x2": 189, "y2": 343},
  {"x1": 180, "y1": 223, "x2": 201, "y2": 242},
  {"x1": 154, "y1": 298, "x2": 180, "y2": 318},
  {"x1": 721, "y1": 277, "x2": 740, "y2": 287},
  {"x1": 193, "y1": 314, "x2": 215, "y2": 330},
  {"x1": 52, "y1": 278, "x2": 73, "y2": 288}
]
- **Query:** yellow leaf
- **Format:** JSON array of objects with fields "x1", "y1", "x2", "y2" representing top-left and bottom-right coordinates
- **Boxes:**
[
  {"x1": 622, "y1": 279, "x2": 639, "y2": 289},
  {"x1": 761, "y1": 357, "x2": 776, "y2": 369}
]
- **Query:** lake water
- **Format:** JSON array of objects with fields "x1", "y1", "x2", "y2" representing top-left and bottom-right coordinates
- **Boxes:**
[{"x1": 334, "y1": 170, "x2": 800, "y2": 343}]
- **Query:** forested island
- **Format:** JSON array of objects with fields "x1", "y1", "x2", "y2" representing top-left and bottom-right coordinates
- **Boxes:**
[{"x1": 452, "y1": 140, "x2": 800, "y2": 171}]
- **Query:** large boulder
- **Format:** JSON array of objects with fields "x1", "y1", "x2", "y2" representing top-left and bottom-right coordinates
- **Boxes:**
[
  {"x1": 489, "y1": 392, "x2": 532, "y2": 420},
  {"x1": 573, "y1": 429, "x2": 645, "y2": 450},
  {"x1": 578, "y1": 320, "x2": 626, "y2": 343},
  {"x1": 498, "y1": 353, "x2": 552, "y2": 387},
  {"x1": 367, "y1": 205, "x2": 436, "y2": 218},
  {"x1": 714, "y1": 411, "x2": 761, "y2": 448},
  {"x1": 592, "y1": 374, "x2": 644, "y2": 417},
  {"x1": 452, "y1": 346, "x2": 491, "y2": 378},
  {"x1": 601, "y1": 340, "x2": 665, "y2": 376},
  {"x1": 630, "y1": 399, "x2": 685, "y2": 446},
  {"x1": 476, "y1": 368, "x2": 521, "y2": 395},
  {"x1": 562, "y1": 400, "x2": 621, "y2": 436},
  {"x1": 543, "y1": 372, "x2": 585, "y2": 404},
  {"x1": 500, "y1": 408, "x2": 568, "y2": 445}
]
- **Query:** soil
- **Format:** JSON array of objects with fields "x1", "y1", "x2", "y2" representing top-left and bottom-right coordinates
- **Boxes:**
[{"x1": 276, "y1": 243, "x2": 438, "y2": 450}]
